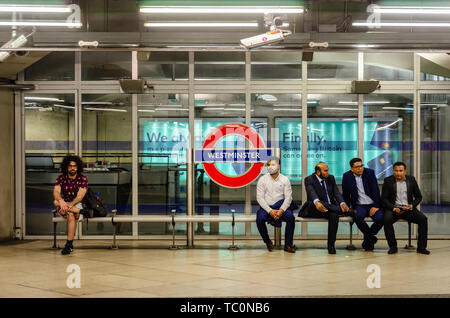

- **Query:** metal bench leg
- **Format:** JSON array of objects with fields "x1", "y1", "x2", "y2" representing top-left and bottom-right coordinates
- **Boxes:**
[
  {"x1": 228, "y1": 209, "x2": 238, "y2": 250},
  {"x1": 274, "y1": 227, "x2": 282, "y2": 248},
  {"x1": 52, "y1": 222, "x2": 58, "y2": 249},
  {"x1": 405, "y1": 221, "x2": 415, "y2": 250},
  {"x1": 111, "y1": 209, "x2": 119, "y2": 250},
  {"x1": 169, "y1": 210, "x2": 180, "y2": 250},
  {"x1": 346, "y1": 222, "x2": 356, "y2": 250}
]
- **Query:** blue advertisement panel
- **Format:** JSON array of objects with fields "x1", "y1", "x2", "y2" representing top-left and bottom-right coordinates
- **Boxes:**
[{"x1": 278, "y1": 118, "x2": 401, "y2": 183}]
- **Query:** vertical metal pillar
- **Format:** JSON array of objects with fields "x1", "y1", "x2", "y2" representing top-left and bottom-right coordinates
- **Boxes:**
[
  {"x1": 187, "y1": 52, "x2": 195, "y2": 248},
  {"x1": 132, "y1": 51, "x2": 139, "y2": 238}
]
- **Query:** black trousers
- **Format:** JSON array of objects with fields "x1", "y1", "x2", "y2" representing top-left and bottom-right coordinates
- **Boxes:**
[
  {"x1": 300, "y1": 203, "x2": 343, "y2": 248},
  {"x1": 383, "y1": 209, "x2": 428, "y2": 250}
]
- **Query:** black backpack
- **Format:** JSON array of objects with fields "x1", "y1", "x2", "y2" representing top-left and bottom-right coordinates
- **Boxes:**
[{"x1": 82, "y1": 188, "x2": 107, "y2": 217}]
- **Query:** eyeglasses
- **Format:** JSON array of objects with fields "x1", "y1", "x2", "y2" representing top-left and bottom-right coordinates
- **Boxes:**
[
  {"x1": 353, "y1": 164, "x2": 364, "y2": 169},
  {"x1": 68, "y1": 164, "x2": 77, "y2": 168}
]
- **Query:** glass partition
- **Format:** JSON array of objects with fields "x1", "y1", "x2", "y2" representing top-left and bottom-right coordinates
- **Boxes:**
[
  {"x1": 420, "y1": 54, "x2": 450, "y2": 81},
  {"x1": 81, "y1": 94, "x2": 132, "y2": 235},
  {"x1": 82, "y1": 52, "x2": 132, "y2": 80},
  {"x1": 306, "y1": 93, "x2": 358, "y2": 236},
  {"x1": 251, "y1": 52, "x2": 302, "y2": 80},
  {"x1": 194, "y1": 93, "x2": 246, "y2": 235},
  {"x1": 138, "y1": 51, "x2": 188, "y2": 81},
  {"x1": 364, "y1": 53, "x2": 414, "y2": 81},
  {"x1": 307, "y1": 52, "x2": 358, "y2": 80},
  {"x1": 25, "y1": 52, "x2": 75, "y2": 81},
  {"x1": 194, "y1": 52, "x2": 245, "y2": 80},
  {"x1": 24, "y1": 93, "x2": 75, "y2": 235},
  {"x1": 138, "y1": 93, "x2": 189, "y2": 235},
  {"x1": 420, "y1": 93, "x2": 450, "y2": 234}
]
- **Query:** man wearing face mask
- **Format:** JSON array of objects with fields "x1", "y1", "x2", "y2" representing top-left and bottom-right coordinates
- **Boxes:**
[
  {"x1": 299, "y1": 162, "x2": 352, "y2": 254},
  {"x1": 256, "y1": 156, "x2": 296, "y2": 253}
]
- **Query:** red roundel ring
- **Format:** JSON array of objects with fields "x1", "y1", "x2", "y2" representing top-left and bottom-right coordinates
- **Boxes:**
[{"x1": 202, "y1": 123, "x2": 265, "y2": 188}]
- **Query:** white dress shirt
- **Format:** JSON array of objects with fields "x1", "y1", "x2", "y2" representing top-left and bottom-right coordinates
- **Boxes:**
[
  {"x1": 395, "y1": 180, "x2": 409, "y2": 207},
  {"x1": 257, "y1": 173, "x2": 292, "y2": 214},
  {"x1": 354, "y1": 173, "x2": 374, "y2": 205}
]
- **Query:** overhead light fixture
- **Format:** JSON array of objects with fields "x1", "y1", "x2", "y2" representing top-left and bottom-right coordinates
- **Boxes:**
[
  {"x1": 155, "y1": 108, "x2": 188, "y2": 111},
  {"x1": 138, "y1": 109, "x2": 156, "y2": 113},
  {"x1": 0, "y1": 5, "x2": 72, "y2": 13},
  {"x1": 273, "y1": 108, "x2": 302, "y2": 111},
  {"x1": 353, "y1": 22, "x2": 450, "y2": 27},
  {"x1": 204, "y1": 107, "x2": 225, "y2": 111},
  {"x1": 373, "y1": 7, "x2": 450, "y2": 14},
  {"x1": 140, "y1": 6, "x2": 304, "y2": 14},
  {"x1": 375, "y1": 119, "x2": 403, "y2": 131},
  {"x1": 353, "y1": 44, "x2": 378, "y2": 48},
  {"x1": 322, "y1": 107, "x2": 358, "y2": 111},
  {"x1": 257, "y1": 94, "x2": 278, "y2": 102},
  {"x1": 84, "y1": 107, "x2": 127, "y2": 112},
  {"x1": 0, "y1": 21, "x2": 82, "y2": 27},
  {"x1": 144, "y1": 22, "x2": 258, "y2": 28},
  {"x1": 339, "y1": 101, "x2": 389, "y2": 105},
  {"x1": 82, "y1": 102, "x2": 113, "y2": 105},
  {"x1": 382, "y1": 107, "x2": 413, "y2": 111},
  {"x1": 24, "y1": 97, "x2": 64, "y2": 102}
]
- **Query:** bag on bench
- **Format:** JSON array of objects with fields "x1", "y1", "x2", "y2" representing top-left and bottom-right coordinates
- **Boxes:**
[{"x1": 82, "y1": 188, "x2": 107, "y2": 218}]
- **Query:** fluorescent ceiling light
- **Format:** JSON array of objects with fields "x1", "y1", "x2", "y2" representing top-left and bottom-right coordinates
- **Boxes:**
[
  {"x1": 382, "y1": 107, "x2": 413, "y2": 111},
  {"x1": 0, "y1": 21, "x2": 82, "y2": 27},
  {"x1": 156, "y1": 108, "x2": 188, "y2": 111},
  {"x1": 373, "y1": 7, "x2": 450, "y2": 14},
  {"x1": 339, "y1": 101, "x2": 389, "y2": 105},
  {"x1": 353, "y1": 44, "x2": 378, "y2": 48},
  {"x1": 25, "y1": 97, "x2": 64, "y2": 102},
  {"x1": 0, "y1": 5, "x2": 71, "y2": 13},
  {"x1": 258, "y1": 94, "x2": 278, "y2": 102},
  {"x1": 273, "y1": 108, "x2": 302, "y2": 111},
  {"x1": 82, "y1": 102, "x2": 113, "y2": 105},
  {"x1": 204, "y1": 107, "x2": 225, "y2": 111},
  {"x1": 144, "y1": 22, "x2": 258, "y2": 27},
  {"x1": 84, "y1": 107, "x2": 127, "y2": 112},
  {"x1": 322, "y1": 107, "x2": 358, "y2": 111},
  {"x1": 376, "y1": 119, "x2": 402, "y2": 131},
  {"x1": 140, "y1": 7, "x2": 303, "y2": 14},
  {"x1": 353, "y1": 22, "x2": 450, "y2": 27},
  {"x1": 138, "y1": 109, "x2": 156, "y2": 113}
]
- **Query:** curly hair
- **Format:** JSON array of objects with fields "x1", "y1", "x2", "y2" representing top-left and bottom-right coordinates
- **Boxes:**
[{"x1": 60, "y1": 155, "x2": 84, "y2": 176}]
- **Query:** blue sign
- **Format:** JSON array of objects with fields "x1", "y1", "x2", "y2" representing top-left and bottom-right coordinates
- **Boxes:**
[{"x1": 194, "y1": 148, "x2": 273, "y2": 163}]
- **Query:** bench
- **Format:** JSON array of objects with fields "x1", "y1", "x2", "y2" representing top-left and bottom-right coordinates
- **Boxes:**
[{"x1": 52, "y1": 210, "x2": 413, "y2": 250}]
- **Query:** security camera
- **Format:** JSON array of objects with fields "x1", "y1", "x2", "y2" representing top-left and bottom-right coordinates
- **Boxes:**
[
  {"x1": 119, "y1": 79, "x2": 154, "y2": 94},
  {"x1": 240, "y1": 29, "x2": 292, "y2": 49},
  {"x1": 240, "y1": 13, "x2": 292, "y2": 49},
  {"x1": 0, "y1": 34, "x2": 28, "y2": 62}
]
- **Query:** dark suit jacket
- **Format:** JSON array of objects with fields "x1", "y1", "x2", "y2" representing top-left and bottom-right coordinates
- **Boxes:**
[
  {"x1": 342, "y1": 168, "x2": 381, "y2": 209},
  {"x1": 299, "y1": 173, "x2": 345, "y2": 217},
  {"x1": 381, "y1": 175, "x2": 422, "y2": 211}
]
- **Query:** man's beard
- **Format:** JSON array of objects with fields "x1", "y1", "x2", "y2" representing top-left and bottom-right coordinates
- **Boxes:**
[{"x1": 68, "y1": 170, "x2": 77, "y2": 176}]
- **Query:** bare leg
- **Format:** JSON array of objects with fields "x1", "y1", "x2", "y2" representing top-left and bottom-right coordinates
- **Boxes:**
[{"x1": 65, "y1": 206, "x2": 81, "y2": 241}]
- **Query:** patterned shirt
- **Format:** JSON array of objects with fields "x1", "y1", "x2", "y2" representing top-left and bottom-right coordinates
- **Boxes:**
[{"x1": 55, "y1": 174, "x2": 88, "y2": 202}]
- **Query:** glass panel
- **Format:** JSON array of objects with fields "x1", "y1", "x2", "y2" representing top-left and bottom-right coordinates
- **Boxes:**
[
  {"x1": 421, "y1": 94, "x2": 450, "y2": 234},
  {"x1": 364, "y1": 53, "x2": 414, "y2": 81},
  {"x1": 306, "y1": 94, "x2": 359, "y2": 235},
  {"x1": 307, "y1": 52, "x2": 357, "y2": 80},
  {"x1": 82, "y1": 52, "x2": 132, "y2": 80},
  {"x1": 420, "y1": 54, "x2": 450, "y2": 81},
  {"x1": 250, "y1": 93, "x2": 302, "y2": 236},
  {"x1": 194, "y1": 93, "x2": 246, "y2": 235},
  {"x1": 364, "y1": 94, "x2": 414, "y2": 236},
  {"x1": 194, "y1": 52, "x2": 245, "y2": 80},
  {"x1": 138, "y1": 93, "x2": 189, "y2": 235},
  {"x1": 251, "y1": 52, "x2": 302, "y2": 80},
  {"x1": 25, "y1": 52, "x2": 75, "y2": 81},
  {"x1": 81, "y1": 94, "x2": 132, "y2": 235},
  {"x1": 138, "y1": 51, "x2": 188, "y2": 80},
  {"x1": 24, "y1": 93, "x2": 75, "y2": 235}
]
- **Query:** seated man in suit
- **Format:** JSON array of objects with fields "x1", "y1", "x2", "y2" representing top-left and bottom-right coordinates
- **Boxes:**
[
  {"x1": 299, "y1": 162, "x2": 352, "y2": 254},
  {"x1": 382, "y1": 161, "x2": 430, "y2": 255},
  {"x1": 342, "y1": 158, "x2": 384, "y2": 251},
  {"x1": 256, "y1": 156, "x2": 296, "y2": 253}
]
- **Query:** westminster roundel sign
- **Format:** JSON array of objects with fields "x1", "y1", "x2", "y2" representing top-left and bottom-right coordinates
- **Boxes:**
[{"x1": 194, "y1": 123, "x2": 272, "y2": 188}]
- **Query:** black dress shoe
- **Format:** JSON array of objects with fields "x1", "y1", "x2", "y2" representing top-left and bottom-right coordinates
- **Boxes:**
[
  {"x1": 417, "y1": 248, "x2": 431, "y2": 255},
  {"x1": 388, "y1": 247, "x2": 398, "y2": 254},
  {"x1": 266, "y1": 240, "x2": 274, "y2": 252},
  {"x1": 284, "y1": 245, "x2": 296, "y2": 253},
  {"x1": 328, "y1": 246, "x2": 336, "y2": 254},
  {"x1": 371, "y1": 236, "x2": 378, "y2": 245}
]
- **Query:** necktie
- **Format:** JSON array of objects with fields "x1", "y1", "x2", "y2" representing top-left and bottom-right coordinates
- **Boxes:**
[{"x1": 321, "y1": 180, "x2": 331, "y2": 204}]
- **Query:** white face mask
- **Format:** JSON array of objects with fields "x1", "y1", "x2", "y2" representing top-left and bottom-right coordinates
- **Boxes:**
[{"x1": 267, "y1": 165, "x2": 279, "y2": 175}]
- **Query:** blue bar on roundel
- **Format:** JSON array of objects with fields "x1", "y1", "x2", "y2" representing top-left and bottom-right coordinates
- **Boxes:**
[{"x1": 194, "y1": 149, "x2": 273, "y2": 163}]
